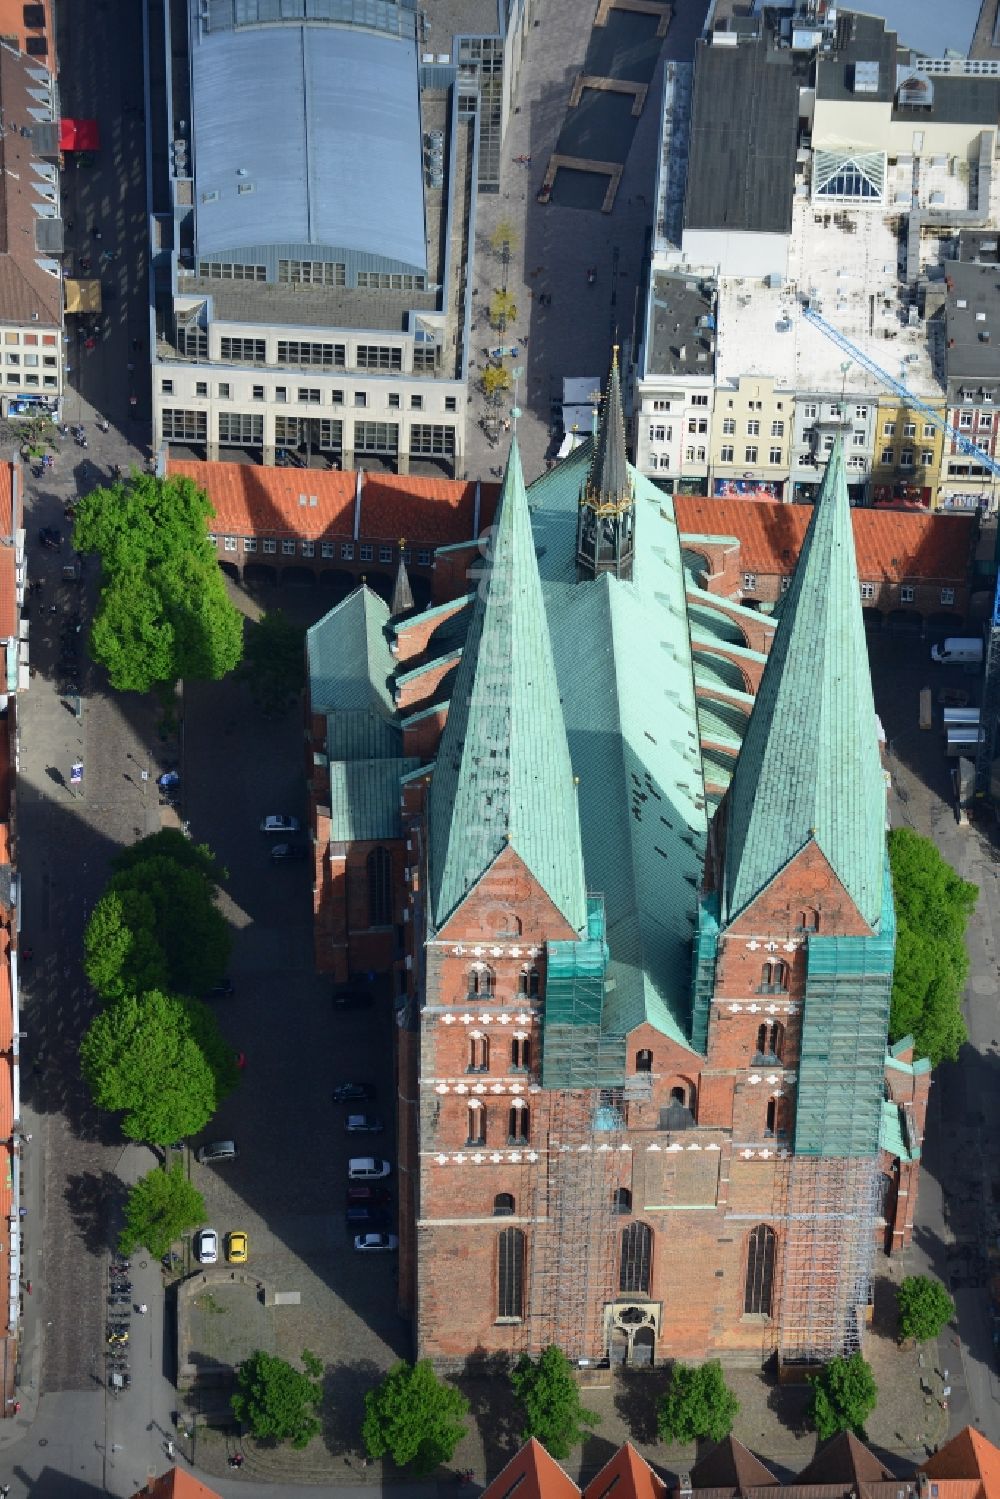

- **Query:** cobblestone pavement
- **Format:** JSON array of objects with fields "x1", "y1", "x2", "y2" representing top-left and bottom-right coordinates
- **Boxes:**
[{"x1": 463, "y1": 0, "x2": 710, "y2": 487}]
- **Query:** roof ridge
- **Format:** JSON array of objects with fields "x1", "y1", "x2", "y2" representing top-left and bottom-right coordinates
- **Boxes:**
[
  {"x1": 722, "y1": 437, "x2": 886, "y2": 929},
  {"x1": 429, "y1": 438, "x2": 587, "y2": 933}
]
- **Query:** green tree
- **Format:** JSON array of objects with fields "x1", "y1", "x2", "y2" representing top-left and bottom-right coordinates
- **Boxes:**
[
  {"x1": 510, "y1": 1345, "x2": 600, "y2": 1459},
  {"x1": 80, "y1": 988, "x2": 239, "y2": 1144},
  {"x1": 113, "y1": 828, "x2": 225, "y2": 882},
  {"x1": 84, "y1": 832, "x2": 230, "y2": 1000},
  {"x1": 241, "y1": 610, "x2": 305, "y2": 717},
  {"x1": 73, "y1": 472, "x2": 243, "y2": 694},
  {"x1": 119, "y1": 1160, "x2": 205, "y2": 1258},
  {"x1": 489, "y1": 290, "x2": 517, "y2": 330},
  {"x1": 231, "y1": 1349, "x2": 324, "y2": 1449},
  {"x1": 808, "y1": 1352, "x2": 878, "y2": 1440},
  {"x1": 363, "y1": 1359, "x2": 469, "y2": 1475},
  {"x1": 888, "y1": 827, "x2": 977, "y2": 1064},
  {"x1": 490, "y1": 220, "x2": 519, "y2": 259},
  {"x1": 896, "y1": 1275, "x2": 955, "y2": 1344},
  {"x1": 656, "y1": 1360, "x2": 739, "y2": 1445},
  {"x1": 481, "y1": 364, "x2": 512, "y2": 399}
]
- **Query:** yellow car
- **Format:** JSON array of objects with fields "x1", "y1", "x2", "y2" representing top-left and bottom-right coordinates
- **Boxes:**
[{"x1": 226, "y1": 1230, "x2": 248, "y2": 1265}]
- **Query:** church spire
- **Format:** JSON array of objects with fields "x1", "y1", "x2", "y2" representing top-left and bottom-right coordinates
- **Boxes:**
[
  {"x1": 576, "y1": 349, "x2": 635, "y2": 581},
  {"x1": 429, "y1": 438, "x2": 587, "y2": 934},
  {"x1": 391, "y1": 537, "x2": 414, "y2": 618},
  {"x1": 722, "y1": 439, "x2": 886, "y2": 929}
]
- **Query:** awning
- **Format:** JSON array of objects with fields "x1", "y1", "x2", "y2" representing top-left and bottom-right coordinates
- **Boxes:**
[
  {"x1": 59, "y1": 119, "x2": 100, "y2": 152},
  {"x1": 64, "y1": 279, "x2": 101, "y2": 314}
]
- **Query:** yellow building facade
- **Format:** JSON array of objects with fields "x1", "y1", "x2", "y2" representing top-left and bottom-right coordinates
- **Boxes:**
[{"x1": 709, "y1": 376, "x2": 794, "y2": 500}]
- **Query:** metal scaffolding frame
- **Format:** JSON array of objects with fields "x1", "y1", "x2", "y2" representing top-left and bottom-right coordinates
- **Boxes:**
[
  {"x1": 525, "y1": 1086, "x2": 627, "y2": 1361},
  {"x1": 774, "y1": 1152, "x2": 882, "y2": 1368},
  {"x1": 524, "y1": 894, "x2": 651, "y2": 1361}
]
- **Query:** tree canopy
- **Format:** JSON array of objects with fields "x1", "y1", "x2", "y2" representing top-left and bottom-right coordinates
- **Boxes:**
[
  {"x1": 73, "y1": 472, "x2": 243, "y2": 693},
  {"x1": 888, "y1": 827, "x2": 977, "y2": 1065},
  {"x1": 510, "y1": 1345, "x2": 600, "y2": 1459},
  {"x1": 896, "y1": 1275, "x2": 955, "y2": 1344},
  {"x1": 808, "y1": 1352, "x2": 878, "y2": 1440},
  {"x1": 119, "y1": 1160, "x2": 206, "y2": 1258},
  {"x1": 363, "y1": 1360, "x2": 469, "y2": 1475},
  {"x1": 241, "y1": 609, "x2": 305, "y2": 718},
  {"x1": 656, "y1": 1359, "x2": 740, "y2": 1445},
  {"x1": 84, "y1": 831, "x2": 230, "y2": 1000},
  {"x1": 231, "y1": 1349, "x2": 324, "y2": 1449},
  {"x1": 80, "y1": 987, "x2": 239, "y2": 1143}
]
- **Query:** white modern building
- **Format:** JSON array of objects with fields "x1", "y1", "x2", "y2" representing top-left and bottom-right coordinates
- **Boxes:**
[{"x1": 149, "y1": 0, "x2": 482, "y2": 475}]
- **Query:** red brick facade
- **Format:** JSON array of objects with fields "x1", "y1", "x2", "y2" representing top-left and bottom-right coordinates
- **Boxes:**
[{"x1": 395, "y1": 767, "x2": 923, "y2": 1368}]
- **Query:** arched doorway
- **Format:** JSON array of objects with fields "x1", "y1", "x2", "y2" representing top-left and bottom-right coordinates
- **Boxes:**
[{"x1": 605, "y1": 1302, "x2": 660, "y2": 1367}]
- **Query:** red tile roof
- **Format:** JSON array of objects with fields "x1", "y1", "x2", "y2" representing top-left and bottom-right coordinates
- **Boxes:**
[
  {"x1": 480, "y1": 1438, "x2": 583, "y2": 1499},
  {"x1": 168, "y1": 460, "x2": 357, "y2": 540},
  {"x1": 129, "y1": 1469, "x2": 223, "y2": 1499},
  {"x1": 922, "y1": 1427, "x2": 1000, "y2": 1499},
  {"x1": 166, "y1": 459, "x2": 501, "y2": 550},
  {"x1": 0, "y1": 465, "x2": 14, "y2": 539},
  {"x1": 357, "y1": 474, "x2": 500, "y2": 545},
  {"x1": 675, "y1": 496, "x2": 976, "y2": 583},
  {"x1": 0, "y1": 546, "x2": 15, "y2": 642},
  {"x1": 583, "y1": 1442, "x2": 667, "y2": 1499}
]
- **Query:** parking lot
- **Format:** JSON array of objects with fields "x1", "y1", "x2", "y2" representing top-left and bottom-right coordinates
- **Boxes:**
[{"x1": 178, "y1": 578, "x2": 408, "y2": 1447}]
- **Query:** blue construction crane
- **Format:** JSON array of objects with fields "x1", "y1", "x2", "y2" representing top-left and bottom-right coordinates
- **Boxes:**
[{"x1": 802, "y1": 305, "x2": 1000, "y2": 794}]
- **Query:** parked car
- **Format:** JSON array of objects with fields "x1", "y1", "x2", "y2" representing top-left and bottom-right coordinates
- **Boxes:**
[
  {"x1": 196, "y1": 1228, "x2": 219, "y2": 1264},
  {"x1": 196, "y1": 1140, "x2": 238, "y2": 1164},
  {"x1": 205, "y1": 977, "x2": 235, "y2": 999},
  {"x1": 348, "y1": 1157, "x2": 391, "y2": 1180},
  {"x1": 346, "y1": 1206, "x2": 391, "y2": 1228},
  {"x1": 345, "y1": 1113, "x2": 384, "y2": 1134},
  {"x1": 260, "y1": 814, "x2": 300, "y2": 834},
  {"x1": 270, "y1": 842, "x2": 307, "y2": 862},
  {"x1": 354, "y1": 1232, "x2": 398, "y2": 1252},
  {"x1": 226, "y1": 1230, "x2": 248, "y2": 1265},
  {"x1": 332, "y1": 987, "x2": 373, "y2": 1011},
  {"x1": 346, "y1": 1182, "x2": 390, "y2": 1206},
  {"x1": 333, "y1": 1082, "x2": 376, "y2": 1104}
]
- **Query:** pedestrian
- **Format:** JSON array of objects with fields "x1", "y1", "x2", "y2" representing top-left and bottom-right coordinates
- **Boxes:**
[{"x1": 24, "y1": 1281, "x2": 30, "y2": 1295}]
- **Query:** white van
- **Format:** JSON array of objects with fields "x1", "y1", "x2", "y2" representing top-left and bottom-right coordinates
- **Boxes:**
[{"x1": 931, "y1": 638, "x2": 983, "y2": 665}]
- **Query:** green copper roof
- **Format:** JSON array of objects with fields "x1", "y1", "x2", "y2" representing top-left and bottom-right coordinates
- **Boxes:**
[
  {"x1": 306, "y1": 586, "x2": 395, "y2": 720},
  {"x1": 329, "y1": 756, "x2": 418, "y2": 841},
  {"x1": 528, "y1": 443, "x2": 708, "y2": 1047},
  {"x1": 428, "y1": 439, "x2": 587, "y2": 934},
  {"x1": 723, "y1": 439, "x2": 886, "y2": 929}
]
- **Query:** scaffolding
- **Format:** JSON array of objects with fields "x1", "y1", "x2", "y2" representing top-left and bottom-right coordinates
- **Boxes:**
[
  {"x1": 795, "y1": 862, "x2": 895, "y2": 1159},
  {"x1": 525, "y1": 895, "x2": 641, "y2": 1361},
  {"x1": 526, "y1": 1088, "x2": 626, "y2": 1361},
  {"x1": 775, "y1": 1153, "x2": 882, "y2": 1368}
]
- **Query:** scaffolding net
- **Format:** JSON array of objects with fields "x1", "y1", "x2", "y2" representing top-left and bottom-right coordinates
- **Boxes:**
[
  {"x1": 795, "y1": 861, "x2": 895, "y2": 1159},
  {"x1": 527, "y1": 895, "x2": 640, "y2": 1360},
  {"x1": 775, "y1": 1152, "x2": 882, "y2": 1367}
]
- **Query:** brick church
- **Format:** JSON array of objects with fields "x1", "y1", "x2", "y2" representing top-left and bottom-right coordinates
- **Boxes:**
[{"x1": 306, "y1": 362, "x2": 929, "y2": 1370}]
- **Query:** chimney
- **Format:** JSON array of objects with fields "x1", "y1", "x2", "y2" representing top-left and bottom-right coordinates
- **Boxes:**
[{"x1": 676, "y1": 1476, "x2": 693, "y2": 1499}]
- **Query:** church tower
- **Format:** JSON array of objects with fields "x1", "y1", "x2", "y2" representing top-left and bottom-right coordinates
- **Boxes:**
[
  {"x1": 703, "y1": 437, "x2": 895, "y2": 1367},
  {"x1": 576, "y1": 351, "x2": 634, "y2": 581}
]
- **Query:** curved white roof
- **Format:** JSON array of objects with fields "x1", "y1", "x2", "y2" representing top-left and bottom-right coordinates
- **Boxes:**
[{"x1": 191, "y1": 22, "x2": 427, "y2": 272}]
